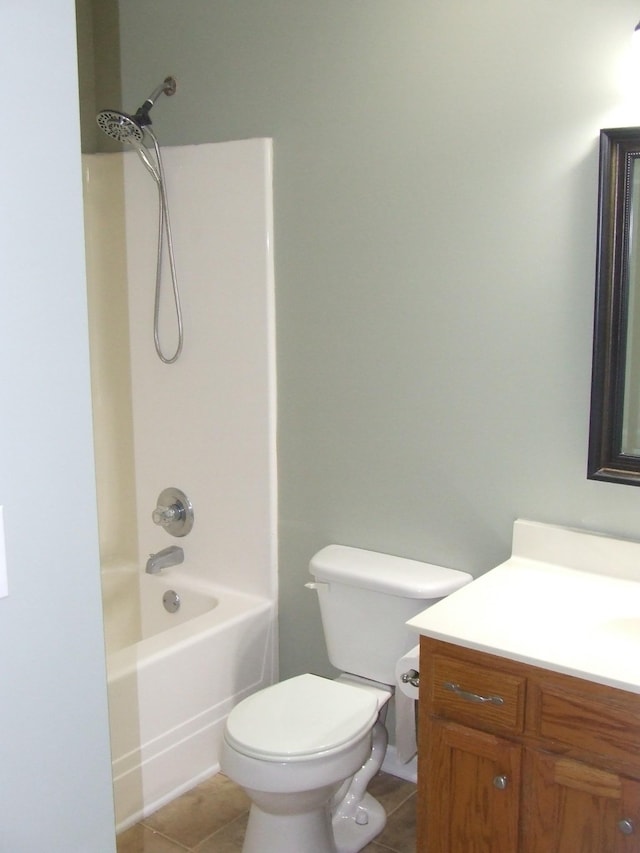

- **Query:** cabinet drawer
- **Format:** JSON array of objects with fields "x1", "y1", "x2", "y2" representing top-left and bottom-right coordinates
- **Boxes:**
[
  {"x1": 428, "y1": 652, "x2": 526, "y2": 736},
  {"x1": 532, "y1": 681, "x2": 640, "y2": 774}
]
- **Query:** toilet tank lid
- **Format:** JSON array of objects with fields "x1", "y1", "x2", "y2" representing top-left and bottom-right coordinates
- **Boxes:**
[{"x1": 309, "y1": 545, "x2": 472, "y2": 599}]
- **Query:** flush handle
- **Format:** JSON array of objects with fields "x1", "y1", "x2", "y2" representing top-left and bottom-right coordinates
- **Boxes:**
[{"x1": 401, "y1": 669, "x2": 420, "y2": 688}]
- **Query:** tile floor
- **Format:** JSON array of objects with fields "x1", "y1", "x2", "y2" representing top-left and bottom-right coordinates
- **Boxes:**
[{"x1": 116, "y1": 771, "x2": 416, "y2": 853}]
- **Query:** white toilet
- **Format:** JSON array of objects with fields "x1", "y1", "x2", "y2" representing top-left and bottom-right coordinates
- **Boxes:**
[{"x1": 221, "y1": 544, "x2": 471, "y2": 853}]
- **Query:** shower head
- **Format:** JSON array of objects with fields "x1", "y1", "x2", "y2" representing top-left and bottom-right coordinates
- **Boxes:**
[
  {"x1": 96, "y1": 109, "x2": 145, "y2": 144},
  {"x1": 96, "y1": 76, "x2": 177, "y2": 143}
]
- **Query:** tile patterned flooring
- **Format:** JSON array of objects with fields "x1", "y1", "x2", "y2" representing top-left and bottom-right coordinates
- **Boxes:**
[{"x1": 116, "y1": 771, "x2": 416, "y2": 853}]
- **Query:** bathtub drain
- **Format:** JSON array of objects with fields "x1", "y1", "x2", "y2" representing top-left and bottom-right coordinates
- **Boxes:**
[{"x1": 163, "y1": 589, "x2": 181, "y2": 613}]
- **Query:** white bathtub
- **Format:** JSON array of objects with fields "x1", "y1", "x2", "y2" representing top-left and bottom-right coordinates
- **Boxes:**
[{"x1": 101, "y1": 564, "x2": 276, "y2": 831}]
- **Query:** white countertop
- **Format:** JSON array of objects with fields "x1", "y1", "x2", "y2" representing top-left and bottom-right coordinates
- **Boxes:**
[{"x1": 407, "y1": 520, "x2": 640, "y2": 694}]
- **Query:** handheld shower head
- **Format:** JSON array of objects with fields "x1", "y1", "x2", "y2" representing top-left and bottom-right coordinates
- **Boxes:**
[
  {"x1": 96, "y1": 109, "x2": 145, "y2": 144},
  {"x1": 94, "y1": 76, "x2": 183, "y2": 365},
  {"x1": 96, "y1": 76, "x2": 176, "y2": 141}
]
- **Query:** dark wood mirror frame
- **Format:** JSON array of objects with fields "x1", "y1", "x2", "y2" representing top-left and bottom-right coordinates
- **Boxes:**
[{"x1": 588, "y1": 126, "x2": 640, "y2": 485}]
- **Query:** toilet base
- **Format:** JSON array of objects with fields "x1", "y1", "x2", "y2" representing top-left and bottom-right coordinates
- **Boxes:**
[
  {"x1": 241, "y1": 792, "x2": 386, "y2": 853},
  {"x1": 332, "y1": 792, "x2": 386, "y2": 853},
  {"x1": 242, "y1": 803, "x2": 337, "y2": 853}
]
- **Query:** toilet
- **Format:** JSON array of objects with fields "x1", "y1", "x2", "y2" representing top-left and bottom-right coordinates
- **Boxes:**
[{"x1": 221, "y1": 544, "x2": 472, "y2": 853}]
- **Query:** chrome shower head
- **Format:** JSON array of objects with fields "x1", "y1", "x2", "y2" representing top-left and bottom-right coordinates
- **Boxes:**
[
  {"x1": 96, "y1": 77, "x2": 176, "y2": 144},
  {"x1": 96, "y1": 109, "x2": 145, "y2": 144}
]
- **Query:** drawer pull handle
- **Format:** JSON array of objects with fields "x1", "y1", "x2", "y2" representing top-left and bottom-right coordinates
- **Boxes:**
[
  {"x1": 443, "y1": 681, "x2": 505, "y2": 706},
  {"x1": 618, "y1": 819, "x2": 635, "y2": 835},
  {"x1": 493, "y1": 775, "x2": 509, "y2": 790}
]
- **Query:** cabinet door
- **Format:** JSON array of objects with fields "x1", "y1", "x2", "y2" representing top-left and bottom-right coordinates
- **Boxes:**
[
  {"x1": 522, "y1": 750, "x2": 640, "y2": 853},
  {"x1": 422, "y1": 719, "x2": 521, "y2": 853}
]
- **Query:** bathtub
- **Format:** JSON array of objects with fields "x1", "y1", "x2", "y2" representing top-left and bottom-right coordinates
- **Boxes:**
[{"x1": 101, "y1": 564, "x2": 277, "y2": 831}]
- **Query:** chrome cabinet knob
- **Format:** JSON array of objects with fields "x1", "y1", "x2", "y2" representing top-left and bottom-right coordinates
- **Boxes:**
[
  {"x1": 493, "y1": 775, "x2": 508, "y2": 790},
  {"x1": 618, "y1": 818, "x2": 635, "y2": 835}
]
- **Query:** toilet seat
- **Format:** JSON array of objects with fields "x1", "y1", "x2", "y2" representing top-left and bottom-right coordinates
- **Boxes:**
[{"x1": 225, "y1": 673, "x2": 378, "y2": 762}]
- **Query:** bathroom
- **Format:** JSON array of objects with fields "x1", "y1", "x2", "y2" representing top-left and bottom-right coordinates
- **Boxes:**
[
  {"x1": 77, "y1": 0, "x2": 640, "y2": 839},
  {"x1": 3, "y1": 1, "x2": 640, "y2": 851},
  {"x1": 75, "y1": 0, "x2": 640, "y2": 688}
]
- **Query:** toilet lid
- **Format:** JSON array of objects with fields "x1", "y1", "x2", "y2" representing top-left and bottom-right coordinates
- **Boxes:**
[{"x1": 225, "y1": 673, "x2": 379, "y2": 761}]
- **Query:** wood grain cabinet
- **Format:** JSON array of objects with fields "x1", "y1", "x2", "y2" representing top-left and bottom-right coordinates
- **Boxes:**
[{"x1": 417, "y1": 637, "x2": 640, "y2": 853}]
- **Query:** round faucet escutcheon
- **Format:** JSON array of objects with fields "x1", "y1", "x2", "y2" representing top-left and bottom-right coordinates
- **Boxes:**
[{"x1": 152, "y1": 487, "x2": 194, "y2": 537}]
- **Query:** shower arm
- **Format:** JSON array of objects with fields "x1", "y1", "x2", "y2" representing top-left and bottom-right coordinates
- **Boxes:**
[{"x1": 135, "y1": 77, "x2": 177, "y2": 126}]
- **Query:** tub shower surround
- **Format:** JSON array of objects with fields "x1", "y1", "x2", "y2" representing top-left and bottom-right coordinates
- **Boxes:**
[
  {"x1": 83, "y1": 139, "x2": 277, "y2": 830},
  {"x1": 102, "y1": 564, "x2": 274, "y2": 831}
]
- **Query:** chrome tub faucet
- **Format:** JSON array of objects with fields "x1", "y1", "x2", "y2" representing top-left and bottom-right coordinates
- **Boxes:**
[{"x1": 146, "y1": 545, "x2": 184, "y2": 574}]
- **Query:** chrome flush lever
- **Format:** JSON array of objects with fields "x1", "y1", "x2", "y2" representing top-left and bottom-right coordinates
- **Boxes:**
[{"x1": 401, "y1": 669, "x2": 420, "y2": 688}]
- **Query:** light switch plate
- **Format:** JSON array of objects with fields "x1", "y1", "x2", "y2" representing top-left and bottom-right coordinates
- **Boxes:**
[{"x1": 0, "y1": 506, "x2": 7, "y2": 598}]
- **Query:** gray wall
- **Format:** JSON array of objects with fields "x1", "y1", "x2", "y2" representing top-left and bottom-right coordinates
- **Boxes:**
[
  {"x1": 0, "y1": 2, "x2": 115, "y2": 850},
  {"x1": 112, "y1": 1, "x2": 640, "y2": 680}
]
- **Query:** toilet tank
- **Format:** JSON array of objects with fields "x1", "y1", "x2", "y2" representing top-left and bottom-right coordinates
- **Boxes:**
[{"x1": 309, "y1": 545, "x2": 472, "y2": 685}]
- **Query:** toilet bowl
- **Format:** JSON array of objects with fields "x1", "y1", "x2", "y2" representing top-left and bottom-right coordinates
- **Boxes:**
[
  {"x1": 221, "y1": 545, "x2": 473, "y2": 853},
  {"x1": 221, "y1": 674, "x2": 383, "y2": 853}
]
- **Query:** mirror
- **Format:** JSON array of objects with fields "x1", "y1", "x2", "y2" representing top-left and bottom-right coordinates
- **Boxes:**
[{"x1": 589, "y1": 126, "x2": 640, "y2": 485}]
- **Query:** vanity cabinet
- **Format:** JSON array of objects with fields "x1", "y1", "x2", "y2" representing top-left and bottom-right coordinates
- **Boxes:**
[
  {"x1": 522, "y1": 750, "x2": 640, "y2": 852},
  {"x1": 427, "y1": 718, "x2": 521, "y2": 852},
  {"x1": 417, "y1": 636, "x2": 640, "y2": 853}
]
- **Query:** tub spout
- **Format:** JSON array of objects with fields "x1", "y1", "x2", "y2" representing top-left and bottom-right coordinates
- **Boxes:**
[{"x1": 146, "y1": 545, "x2": 184, "y2": 574}]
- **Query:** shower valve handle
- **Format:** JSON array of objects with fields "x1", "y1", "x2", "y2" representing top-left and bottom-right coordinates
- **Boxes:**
[
  {"x1": 151, "y1": 488, "x2": 194, "y2": 537},
  {"x1": 153, "y1": 503, "x2": 182, "y2": 526}
]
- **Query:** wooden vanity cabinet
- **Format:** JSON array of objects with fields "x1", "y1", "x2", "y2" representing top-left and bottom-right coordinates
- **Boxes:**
[
  {"x1": 425, "y1": 718, "x2": 522, "y2": 852},
  {"x1": 417, "y1": 636, "x2": 640, "y2": 853},
  {"x1": 522, "y1": 750, "x2": 640, "y2": 853}
]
